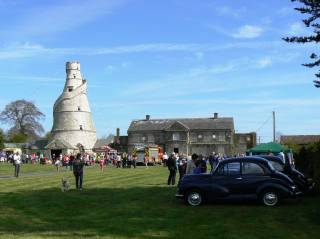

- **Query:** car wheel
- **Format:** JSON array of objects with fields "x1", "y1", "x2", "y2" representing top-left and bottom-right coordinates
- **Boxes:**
[
  {"x1": 186, "y1": 190, "x2": 203, "y2": 206},
  {"x1": 261, "y1": 191, "x2": 279, "y2": 206}
]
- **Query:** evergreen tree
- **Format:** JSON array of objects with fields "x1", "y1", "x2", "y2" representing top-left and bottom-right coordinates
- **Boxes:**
[{"x1": 283, "y1": 0, "x2": 320, "y2": 87}]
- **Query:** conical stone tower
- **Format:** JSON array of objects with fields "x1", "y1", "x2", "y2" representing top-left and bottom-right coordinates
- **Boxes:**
[{"x1": 50, "y1": 61, "x2": 97, "y2": 153}]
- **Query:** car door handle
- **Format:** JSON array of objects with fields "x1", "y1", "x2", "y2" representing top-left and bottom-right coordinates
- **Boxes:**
[{"x1": 235, "y1": 177, "x2": 242, "y2": 180}]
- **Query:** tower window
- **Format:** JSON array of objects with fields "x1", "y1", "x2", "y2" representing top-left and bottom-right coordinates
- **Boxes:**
[
  {"x1": 68, "y1": 88, "x2": 73, "y2": 92},
  {"x1": 80, "y1": 125, "x2": 83, "y2": 130}
]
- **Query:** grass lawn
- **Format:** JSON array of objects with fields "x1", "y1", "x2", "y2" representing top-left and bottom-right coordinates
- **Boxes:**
[{"x1": 0, "y1": 164, "x2": 319, "y2": 239}]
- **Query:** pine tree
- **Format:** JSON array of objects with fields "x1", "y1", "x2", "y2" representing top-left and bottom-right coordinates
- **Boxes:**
[{"x1": 283, "y1": 0, "x2": 320, "y2": 87}]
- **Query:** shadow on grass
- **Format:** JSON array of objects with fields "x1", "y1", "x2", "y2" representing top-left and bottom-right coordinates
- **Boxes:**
[
  {"x1": 0, "y1": 186, "x2": 181, "y2": 238},
  {"x1": 0, "y1": 186, "x2": 319, "y2": 239}
]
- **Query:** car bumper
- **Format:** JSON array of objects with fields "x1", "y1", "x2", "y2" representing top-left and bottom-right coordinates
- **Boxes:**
[
  {"x1": 291, "y1": 190, "x2": 303, "y2": 198},
  {"x1": 175, "y1": 193, "x2": 184, "y2": 199}
]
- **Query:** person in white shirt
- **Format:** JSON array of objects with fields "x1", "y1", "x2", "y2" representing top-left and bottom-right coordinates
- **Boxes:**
[{"x1": 13, "y1": 152, "x2": 21, "y2": 177}]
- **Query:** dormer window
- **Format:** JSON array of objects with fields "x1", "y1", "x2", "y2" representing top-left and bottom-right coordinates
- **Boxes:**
[{"x1": 172, "y1": 133, "x2": 180, "y2": 141}]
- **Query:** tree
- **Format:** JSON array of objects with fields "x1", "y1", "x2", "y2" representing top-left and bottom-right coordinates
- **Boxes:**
[
  {"x1": 283, "y1": 0, "x2": 320, "y2": 87},
  {"x1": 0, "y1": 100, "x2": 45, "y2": 141},
  {"x1": 0, "y1": 128, "x2": 4, "y2": 150}
]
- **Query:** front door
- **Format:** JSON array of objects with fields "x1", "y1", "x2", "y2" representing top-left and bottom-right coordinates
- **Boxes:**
[
  {"x1": 241, "y1": 161, "x2": 269, "y2": 195},
  {"x1": 51, "y1": 149, "x2": 62, "y2": 160},
  {"x1": 211, "y1": 162, "x2": 243, "y2": 199}
]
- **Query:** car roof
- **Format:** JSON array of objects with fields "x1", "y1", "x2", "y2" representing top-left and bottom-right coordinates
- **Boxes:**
[
  {"x1": 255, "y1": 155, "x2": 284, "y2": 164},
  {"x1": 221, "y1": 156, "x2": 270, "y2": 166}
]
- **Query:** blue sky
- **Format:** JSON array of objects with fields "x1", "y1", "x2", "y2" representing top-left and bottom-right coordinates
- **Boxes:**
[{"x1": 0, "y1": 0, "x2": 318, "y2": 142}]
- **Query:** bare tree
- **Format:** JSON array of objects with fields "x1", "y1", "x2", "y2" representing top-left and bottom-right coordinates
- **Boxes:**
[{"x1": 0, "y1": 100, "x2": 45, "y2": 140}]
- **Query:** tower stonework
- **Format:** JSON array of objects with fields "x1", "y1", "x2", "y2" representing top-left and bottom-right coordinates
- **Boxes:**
[{"x1": 50, "y1": 62, "x2": 97, "y2": 152}]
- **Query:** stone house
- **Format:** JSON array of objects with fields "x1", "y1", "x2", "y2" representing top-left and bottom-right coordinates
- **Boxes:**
[{"x1": 127, "y1": 113, "x2": 255, "y2": 156}]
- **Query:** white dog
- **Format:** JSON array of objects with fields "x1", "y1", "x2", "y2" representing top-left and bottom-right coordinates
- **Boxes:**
[{"x1": 61, "y1": 178, "x2": 71, "y2": 192}]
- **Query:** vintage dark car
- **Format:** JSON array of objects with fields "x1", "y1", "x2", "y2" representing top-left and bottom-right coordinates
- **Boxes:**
[
  {"x1": 176, "y1": 157, "x2": 301, "y2": 206},
  {"x1": 257, "y1": 155, "x2": 317, "y2": 194}
]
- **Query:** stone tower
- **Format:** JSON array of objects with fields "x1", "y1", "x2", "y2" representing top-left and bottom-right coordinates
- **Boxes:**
[{"x1": 48, "y1": 62, "x2": 97, "y2": 153}]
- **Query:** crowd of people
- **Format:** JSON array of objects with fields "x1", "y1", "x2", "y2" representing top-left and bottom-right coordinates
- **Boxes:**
[
  {"x1": 164, "y1": 151, "x2": 228, "y2": 185},
  {"x1": 1, "y1": 149, "x2": 245, "y2": 190}
]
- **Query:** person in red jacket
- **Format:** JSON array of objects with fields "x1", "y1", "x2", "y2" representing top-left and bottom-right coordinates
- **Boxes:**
[{"x1": 99, "y1": 158, "x2": 104, "y2": 171}]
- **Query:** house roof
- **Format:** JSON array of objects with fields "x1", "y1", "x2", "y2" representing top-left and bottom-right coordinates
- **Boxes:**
[
  {"x1": 29, "y1": 140, "x2": 49, "y2": 150},
  {"x1": 3, "y1": 143, "x2": 28, "y2": 149},
  {"x1": 128, "y1": 117, "x2": 234, "y2": 132},
  {"x1": 280, "y1": 135, "x2": 320, "y2": 145},
  {"x1": 45, "y1": 139, "x2": 77, "y2": 150},
  {"x1": 93, "y1": 135, "x2": 114, "y2": 149}
]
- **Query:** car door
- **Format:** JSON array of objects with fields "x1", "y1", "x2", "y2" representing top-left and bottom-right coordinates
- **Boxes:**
[
  {"x1": 241, "y1": 161, "x2": 269, "y2": 195},
  {"x1": 210, "y1": 161, "x2": 243, "y2": 199}
]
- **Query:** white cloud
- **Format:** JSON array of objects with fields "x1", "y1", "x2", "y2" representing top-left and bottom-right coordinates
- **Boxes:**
[
  {"x1": 0, "y1": 40, "x2": 312, "y2": 60},
  {"x1": 215, "y1": 6, "x2": 247, "y2": 18},
  {"x1": 12, "y1": 0, "x2": 128, "y2": 37},
  {"x1": 104, "y1": 62, "x2": 130, "y2": 73},
  {"x1": 287, "y1": 22, "x2": 310, "y2": 36},
  {"x1": 0, "y1": 41, "x2": 289, "y2": 59},
  {"x1": 257, "y1": 57, "x2": 272, "y2": 68},
  {"x1": 232, "y1": 25, "x2": 263, "y2": 39},
  {"x1": 277, "y1": 7, "x2": 294, "y2": 16}
]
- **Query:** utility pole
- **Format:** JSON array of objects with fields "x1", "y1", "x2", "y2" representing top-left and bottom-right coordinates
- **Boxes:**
[{"x1": 273, "y1": 111, "x2": 276, "y2": 143}]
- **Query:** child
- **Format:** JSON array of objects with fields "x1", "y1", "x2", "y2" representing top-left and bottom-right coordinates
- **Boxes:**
[{"x1": 99, "y1": 159, "x2": 104, "y2": 171}]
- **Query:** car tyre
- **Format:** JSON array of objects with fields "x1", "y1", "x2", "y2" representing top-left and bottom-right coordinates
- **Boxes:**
[
  {"x1": 185, "y1": 190, "x2": 203, "y2": 206},
  {"x1": 261, "y1": 190, "x2": 280, "y2": 206}
]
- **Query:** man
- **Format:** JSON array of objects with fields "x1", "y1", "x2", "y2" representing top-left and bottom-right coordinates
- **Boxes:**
[
  {"x1": 167, "y1": 153, "x2": 177, "y2": 185},
  {"x1": 209, "y1": 152, "x2": 215, "y2": 172},
  {"x1": 178, "y1": 157, "x2": 187, "y2": 181},
  {"x1": 186, "y1": 153, "x2": 198, "y2": 174},
  {"x1": 13, "y1": 152, "x2": 21, "y2": 178},
  {"x1": 73, "y1": 153, "x2": 85, "y2": 190}
]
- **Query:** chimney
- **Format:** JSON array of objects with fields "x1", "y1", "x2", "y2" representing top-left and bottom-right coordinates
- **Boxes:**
[
  {"x1": 214, "y1": 113, "x2": 218, "y2": 119},
  {"x1": 116, "y1": 128, "x2": 120, "y2": 144},
  {"x1": 146, "y1": 115, "x2": 150, "y2": 120}
]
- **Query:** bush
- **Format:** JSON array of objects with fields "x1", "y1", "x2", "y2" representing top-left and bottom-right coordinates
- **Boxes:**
[{"x1": 290, "y1": 141, "x2": 320, "y2": 185}]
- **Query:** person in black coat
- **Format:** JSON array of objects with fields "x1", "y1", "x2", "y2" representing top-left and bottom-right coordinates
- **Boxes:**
[
  {"x1": 73, "y1": 153, "x2": 85, "y2": 190},
  {"x1": 167, "y1": 153, "x2": 177, "y2": 185}
]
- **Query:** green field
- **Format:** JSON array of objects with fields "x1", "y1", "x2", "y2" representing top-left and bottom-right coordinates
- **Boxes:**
[{"x1": 0, "y1": 164, "x2": 319, "y2": 239}]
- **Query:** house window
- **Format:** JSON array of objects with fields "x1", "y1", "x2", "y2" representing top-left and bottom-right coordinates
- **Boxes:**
[
  {"x1": 198, "y1": 134, "x2": 203, "y2": 140},
  {"x1": 212, "y1": 134, "x2": 216, "y2": 139},
  {"x1": 80, "y1": 125, "x2": 83, "y2": 130},
  {"x1": 218, "y1": 132, "x2": 225, "y2": 141},
  {"x1": 78, "y1": 106, "x2": 81, "y2": 111},
  {"x1": 172, "y1": 133, "x2": 180, "y2": 141},
  {"x1": 141, "y1": 136, "x2": 146, "y2": 142}
]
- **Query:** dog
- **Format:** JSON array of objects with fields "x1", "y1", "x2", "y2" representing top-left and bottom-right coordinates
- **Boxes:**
[{"x1": 61, "y1": 178, "x2": 71, "y2": 192}]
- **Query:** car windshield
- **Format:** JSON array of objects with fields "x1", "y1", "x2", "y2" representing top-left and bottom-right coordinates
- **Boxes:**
[
  {"x1": 267, "y1": 161, "x2": 276, "y2": 172},
  {"x1": 269, "y1": 161, "x2": 284, "y2": 171}
]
